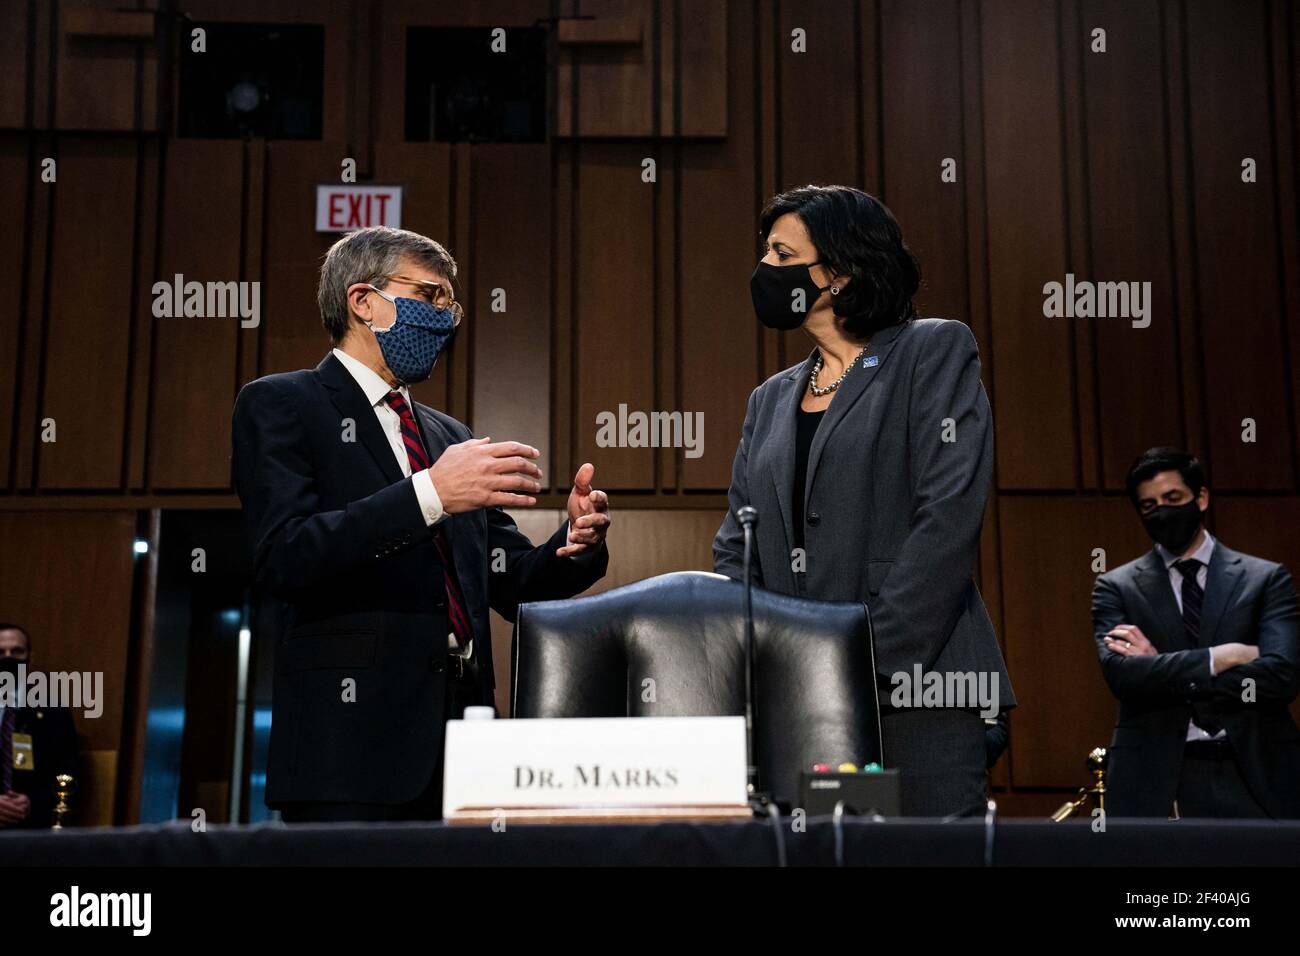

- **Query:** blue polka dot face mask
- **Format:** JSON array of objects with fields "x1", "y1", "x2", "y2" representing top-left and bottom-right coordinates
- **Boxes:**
[{"x1": 364, "y1": 284, "x2": 458, "y2": 385}]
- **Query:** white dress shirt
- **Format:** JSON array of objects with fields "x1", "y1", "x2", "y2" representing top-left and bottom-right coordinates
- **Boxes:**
[
  {"x1": 332, "y1": 348, "x2": 446, "y2": 526},
  {"x1": 330, "y1": 349, "x2": 596, "y2": 655},
  {"x1": 333, "y1": 349, "x2": 464, "y2": 650},
  {"x1": 1154, "y1": 531, "x2": 1226, "y2": 741}
]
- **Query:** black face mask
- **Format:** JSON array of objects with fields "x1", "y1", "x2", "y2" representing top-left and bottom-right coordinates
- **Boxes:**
[
  {"x1": 1141, "y1": 500, "x2": 1204, "y2": 553},
  {"x1": 750, "y1": 261, "x2": 834, "y2": 330},
  {"x1": 0, "y1": 657, "x2": 20, "y2": 679}
]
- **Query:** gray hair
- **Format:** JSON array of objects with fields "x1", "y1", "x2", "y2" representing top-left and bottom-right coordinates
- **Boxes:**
[{"x1": 317, "y1": 226, "x2": 458, "y2": 344}]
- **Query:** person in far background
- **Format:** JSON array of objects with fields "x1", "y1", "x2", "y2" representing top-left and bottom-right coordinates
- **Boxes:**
[
  {"x1": 1093, "y1": 447, "x2": 1300, "y2": 818},
  {"x1": 0, "y1": 624, "x2": 80, "y2": 829}
]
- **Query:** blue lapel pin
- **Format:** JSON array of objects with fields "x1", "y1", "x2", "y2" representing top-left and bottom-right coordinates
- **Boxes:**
[{"x1": 864, "y1": 355, "x2": 879, "y2": 368}]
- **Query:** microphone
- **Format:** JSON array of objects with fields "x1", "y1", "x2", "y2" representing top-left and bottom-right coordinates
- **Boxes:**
[{"x1": 737, "y1": 506, "x2": 760, "y2": 799}]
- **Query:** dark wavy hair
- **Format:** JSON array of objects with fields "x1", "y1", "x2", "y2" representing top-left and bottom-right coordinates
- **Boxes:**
[
  {"x1": 759, "y1": 184, "x2": 920, "y2": 338},
  {"x1": 1124, "y1": 447, "x2": 1207, "y2": 507}
]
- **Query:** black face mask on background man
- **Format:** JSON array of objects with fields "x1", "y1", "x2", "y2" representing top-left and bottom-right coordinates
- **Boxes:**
[
  {"x1": 1141, "y1": 499, "x2": 1204, "y2": 554},
  {"x1": 750, "y1": 261, "x2": 835, "y2": 330}
]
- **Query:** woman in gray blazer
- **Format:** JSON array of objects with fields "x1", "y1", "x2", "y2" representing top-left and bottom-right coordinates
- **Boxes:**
[{"x1": 714, "y1": 185, "x2": 1015, "y2": 817}]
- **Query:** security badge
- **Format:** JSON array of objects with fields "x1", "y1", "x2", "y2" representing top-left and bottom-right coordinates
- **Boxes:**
[{"x1": 12, "y1": 732, "x2": 33, "y2": 771}]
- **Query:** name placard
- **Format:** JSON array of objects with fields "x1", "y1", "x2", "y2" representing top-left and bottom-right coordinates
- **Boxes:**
[{"x1": 442, "y1": 716, "x2": 748, "y2": 820}]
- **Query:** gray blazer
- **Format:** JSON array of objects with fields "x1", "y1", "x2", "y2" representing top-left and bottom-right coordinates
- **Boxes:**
[
  {"x1": 714, "y1": 318, "x2": 1015, "y2": 710},
  {"x1": 1093, "y1": 543, "x2": 1300, "y2": 817}
]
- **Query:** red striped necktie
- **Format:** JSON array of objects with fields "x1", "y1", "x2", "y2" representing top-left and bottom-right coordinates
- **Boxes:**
[{"x1": 385, "y1": 391, "x2": 474, "y2": 651}]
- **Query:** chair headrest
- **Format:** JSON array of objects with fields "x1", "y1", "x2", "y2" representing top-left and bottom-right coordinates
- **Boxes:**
[{"x1": 513, "y1": 572, "x2": 881, "y2": 803}]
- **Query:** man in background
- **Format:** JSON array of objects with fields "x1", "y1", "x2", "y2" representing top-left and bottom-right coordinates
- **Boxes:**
[
  {"x1": 1092, "y1": 447, "x2": 1300, "y2": 818},
  {"x1": 0, "y1": 624, "x2": 80, "y2": 828}
]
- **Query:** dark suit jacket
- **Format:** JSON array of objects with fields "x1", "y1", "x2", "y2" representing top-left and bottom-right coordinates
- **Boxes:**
[
  {"x1": 7, "y1": 706, "x2": 79, "y2": 829},
  {"x1": 713, "y1": 318, "x2": 1015, "y2": 710},
  {"x1": 232, "y1": 352, "x2": 608, "y2": 806},
  {"x1": 1092, "y1": 543, "x2": 1300, "y2": 818}
]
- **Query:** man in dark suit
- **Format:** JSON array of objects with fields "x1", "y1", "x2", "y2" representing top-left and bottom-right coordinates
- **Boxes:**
[
  {"x1": 233, "y1": 226, "x2": 611, "y2": 822},
  {"x1": 0, "y1": 624, "x2": 80, "y2": 829},
  {"x1": 1093, "y1": 447, "x2": 1300, "y2": 818}
]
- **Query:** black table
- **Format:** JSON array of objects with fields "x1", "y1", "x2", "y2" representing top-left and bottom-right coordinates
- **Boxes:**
[{"x1": 4, "y1": 817, "x2": 1297, "y2": 866}]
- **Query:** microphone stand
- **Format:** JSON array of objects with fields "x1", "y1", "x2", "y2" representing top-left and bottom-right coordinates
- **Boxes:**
[{"x1": 737, "y1": 506, "x2": 772, "y2": 817}]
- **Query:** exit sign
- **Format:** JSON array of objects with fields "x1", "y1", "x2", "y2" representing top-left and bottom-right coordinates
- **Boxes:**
[{"x1": 315, "y1": 185, "x2": 403, "y2": 232}]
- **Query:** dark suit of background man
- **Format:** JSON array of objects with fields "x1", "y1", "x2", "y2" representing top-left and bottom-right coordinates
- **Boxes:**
[
  {"x1": 1093, "y1": 447, "x2": 1300, "y2": 819},
  {"x1": 233, "y1": 226, "x2": 611, "y2": 823},
  {"x1": 0, "y1": 625, "x2": 80, "y2": 829}
]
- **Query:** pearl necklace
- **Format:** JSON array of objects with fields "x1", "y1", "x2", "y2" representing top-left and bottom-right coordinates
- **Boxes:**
[{"x1": 808, "y1": 347, "x2": 869, "y2": 397}]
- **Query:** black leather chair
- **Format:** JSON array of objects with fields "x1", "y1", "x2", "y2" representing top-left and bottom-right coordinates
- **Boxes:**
[{"x1": 512, "y1": 571, "x2": 882, "y2": 805}]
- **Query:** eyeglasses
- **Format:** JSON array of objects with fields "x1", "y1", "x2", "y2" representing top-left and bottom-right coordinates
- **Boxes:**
[{"x1": 377, "y1": 273, "x2": 464, "y2": 326}]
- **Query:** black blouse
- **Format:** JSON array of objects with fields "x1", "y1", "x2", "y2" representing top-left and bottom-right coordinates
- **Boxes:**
[{"x1": 792, "y1": 408, "x2": 826, "y2": 551}]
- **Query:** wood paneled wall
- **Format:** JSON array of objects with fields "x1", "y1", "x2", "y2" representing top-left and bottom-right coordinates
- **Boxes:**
[{"x1": 2, "y1": 0, "x2": 1298, "y2": 809}]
